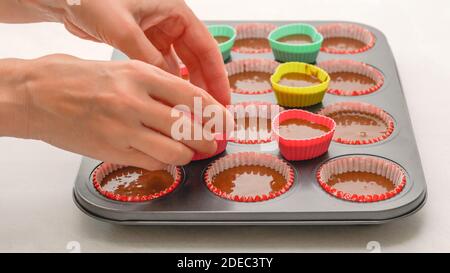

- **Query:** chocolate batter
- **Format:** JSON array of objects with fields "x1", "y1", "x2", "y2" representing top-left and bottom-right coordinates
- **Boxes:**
[
  {"x1": 100, "y1": 166, "x2": 174, "y2": 197},
  {"x1": 327, "y1": 171, "x2": 395, "y2": 195},
  {"x1": 234, "y1": 117, "x2": 272, "y2": 140},
  {"x1": 278, "y1": 72, "x2": 322, "y2": 87},
  {"x1": 211, "y1": 165, "x2": 287, "y2": 197},
  {"x1": 234, "y1": 38, "x2": 271, "y2": 52},
  {"x1": 277, "y1": 34, "x2": 313, "y2": 44},
  {"x1": 279, "y1": 118, "x2": 330, "y2": 139},
  {"x1": 228, "y1": 71, "x2": 272, "y2": 93},
  {"x1": 322, "y1": 37, "x2": 367, "y2": 52},
  {"x1": 329, "y1": 72, "x2": 376, "y2": 91},
  {"x1": 214, "y1": 36, "x2": 230, "y2": 44},
  {"x1": 327, "y1": 111, "x2": 387, "y2": 141}
]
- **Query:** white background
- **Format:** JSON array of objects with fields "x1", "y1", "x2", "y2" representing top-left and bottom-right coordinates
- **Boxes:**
[{"x1": 1, "y1": 0, "x2": 449, "y2": 252}]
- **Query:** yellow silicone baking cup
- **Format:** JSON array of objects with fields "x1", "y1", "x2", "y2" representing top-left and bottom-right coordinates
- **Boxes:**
[{"x1": 270, "y1": 62, "x2": 330, "y2": 107}]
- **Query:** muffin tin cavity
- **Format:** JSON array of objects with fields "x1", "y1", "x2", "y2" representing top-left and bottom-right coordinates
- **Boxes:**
[
  {"x1": 92, "y1": 163, "x2": 182, "y2": 202},
  {"x1": 316, "y1": 155, "x2": 406, "y2": 203},
  {"x1": 204, "y1": 152, "x2": 295, "y2": 202},
  {"x1": 226, "y1": 59, "x2": 279, "y2": 94},
  {"x1": 317, "y1": 23, "x2": 376, "y2": 54},
  {"x1": 318, "y1": 102, "x2": 394, "y2": 145},
  {"x1": 318, "y1": 60, "x2": 384, "y2": 96},
  {"x1": 228, "y1": 101, "x2": 283, "y2": 144},
  {"x1": 233, "y1": 23, "x2": 276, "y2": 54}
]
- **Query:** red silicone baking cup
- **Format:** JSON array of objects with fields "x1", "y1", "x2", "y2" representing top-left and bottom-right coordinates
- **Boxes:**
[
  {"x1": 92, "y1": 163, "x2": 182, "y2": 202},
  {"x1": 192, "y1": 133, "x2": 228, "y2": 161},
  {"x1": 227, "y1": 101, "x2": 284, "y2": 144},
  {"x1": 317, "y1": 59, "x2": 384, "y2": 96},
  {"x1": 317, "y1": 23, "x2": 376, "y2": 54},
  {"x1": 175, "y1": 53, "x2": 189, "y2": 80},
  {"x1": 316, "y1": 156, "x2": 407, "y2": 203},
  {"x1": 204, "y1": 152, "x2": 295, "y2": 202},
  {"x1": 272, "y1": 109, "x2": 336, "y2": 161},
  {"x1": 318, "y1": 101, "x2": 395, "y2": 145},
  {"x1": 180, "y1": 64, "x2": 189, "y2": 80},
  {"x1": 232, "y1": 23, "x2": 276, "y2": 54},
  {"x1": 226, "y1": 59, "x2": 280, "y2": 95}
]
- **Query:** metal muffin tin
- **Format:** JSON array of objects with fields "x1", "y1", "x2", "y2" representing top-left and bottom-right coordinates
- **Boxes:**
[{"x1": 73, "y1": 21, "x2": 427, "y2": 225}]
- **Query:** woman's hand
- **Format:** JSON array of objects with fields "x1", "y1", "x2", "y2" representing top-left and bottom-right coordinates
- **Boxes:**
[
  {"x1": 23, "y1": 0, "x2": 231, "y2": 106},
  {"x1": 0, "y1": 55, "x2": 231, "y2": 170}
]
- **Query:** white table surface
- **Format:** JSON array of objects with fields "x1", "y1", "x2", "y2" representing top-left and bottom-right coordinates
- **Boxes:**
[{"x1": 1, "y1": 0, "x2": 449, "y2": 252}]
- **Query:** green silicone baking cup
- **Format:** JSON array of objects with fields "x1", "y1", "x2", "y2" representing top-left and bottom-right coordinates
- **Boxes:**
[
  {"x1": 269, "y1": 23, "x2": 323, "y2": 63},
  {"x1": 208, "y1": 25, "x2": 236, "y2": 61}
]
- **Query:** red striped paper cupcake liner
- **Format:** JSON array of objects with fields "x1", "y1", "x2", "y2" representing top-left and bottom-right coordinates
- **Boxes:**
[
  {"x1": 318, "y1": 59, "x2": 384, "y2": 96},
  {"x1": 316, "y1": 156, "x2": 407, "y2": 203},
  {"x1": 227, "y1": 101, "x2": 284, "y2": 144},
  {"x1": 232, "y1": 23, "x2": 276, "y2": 54},
  {"x1": 272, "y1": 109, "x2": 336, "y2": 161},
  {"x1": 226, "y1": 59, "x2": 280, "y2": 95},
  {"x1": 204, "y1": 152, "x2": 295, "y2": 202},
  {"x1": 318, "y1": 101, "x2": 395, "y2": 145},
  {"x1": 92, "y1": 163, "x2": 182, "y2": 202},
  {"x1": 317, "y1": 23, "x2": 376, "y2": 54}
]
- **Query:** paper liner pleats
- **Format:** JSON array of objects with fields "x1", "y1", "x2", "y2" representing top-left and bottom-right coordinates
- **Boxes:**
[
  {"x1": 233, "y1": 23, "x2": 276, "y2": 54},
  {"x1": 227, "y1": 101, "x2": 284, "y2": 144},
  {"x1": 226, "y1": 59, "x2": 279, "y2": 94},
  {"x1": 204, "y1": 152, "x2": 295, "y2": 202},
  {"x1": 316, "y1": 156, "x2": 406, "y2": 202},
  {"x1": 318, "y1": 101, "x2": 395, "y2": 145},
  {"x1": 317, "y1": 23, "x2": 375, "y2": 54},
  {"x1": 318, "y1": 59, "x2": 384, "y2": 96},
  {"x1": 92, "y1": 163, "x2": 182, "y2": 202}
]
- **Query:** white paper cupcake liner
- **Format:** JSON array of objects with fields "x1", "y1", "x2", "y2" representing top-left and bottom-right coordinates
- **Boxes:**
[
  {"x1": 233, "y1": 23, "x2": 276, "y2": 53},
  {"x1": 317, "y1": 23, "x2": 376, "y2": 54},
  {"x1": 226, "y1": 59, "x2": 280, "y2": 94},
  {"x1": 204, "y1": 152, "x2": 295, "y2": 202},
  {"x1": 317, "y1": 156, "x2": 406, "y2": 202},
  {"x1": 227, "y1": 101, "x2": 284, "y2": 144},
  {"x1": 317, "y1": 59, "x2": 384, "y2": 96},
  {"x1": 318, "y1": 101, "x2": 394, "y2": 145},
  {"x1": 93, "y1": 163, "x2": 182, "y2": 202}
]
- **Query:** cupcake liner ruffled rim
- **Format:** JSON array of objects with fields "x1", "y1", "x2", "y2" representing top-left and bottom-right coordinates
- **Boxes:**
[
  {"x1": 272, "y1": 109, "x2": 336, "y2": 161},
  {"x1": 226, "y1": 59, "x2": 280, "y2": 95},
  {"x1": 233, "y1": 23, "x2": 276, "y2": 54},
  {"x1": 227, "y1": 101, "x2": 284, "y2": 144},
  {"x1": 204, "y1": 152, "x2": 295, "y2": 202},
  {"x1": 318, "y1": 101, "x2": 395, "y2": 145},
  {"x1": 92, "y1": 163, "x2": 182, "y2": 202},
  {"x1": 318, "y1": 59, "x2": 384, "y2": 96},
  {"x1": 316, "y1": 156, "x2": 407, "y2": 203},
  {"x1": 317, "y1": 23, "x2": 376, "y2": 54}
]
